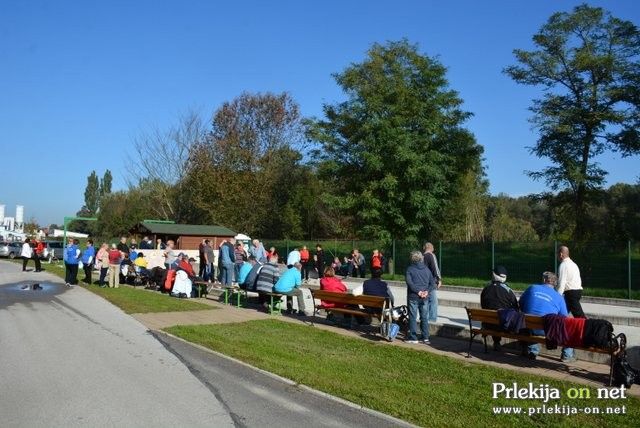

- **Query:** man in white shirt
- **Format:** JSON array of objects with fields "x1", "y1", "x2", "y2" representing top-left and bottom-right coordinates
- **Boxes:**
[{"x1": 556, "y1": 245, "x2": 585, "y2": 318}]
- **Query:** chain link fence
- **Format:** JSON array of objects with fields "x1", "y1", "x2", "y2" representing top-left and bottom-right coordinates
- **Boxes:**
[{"x1": 263, "y1": 239, "x2": 640, "y2": 299}]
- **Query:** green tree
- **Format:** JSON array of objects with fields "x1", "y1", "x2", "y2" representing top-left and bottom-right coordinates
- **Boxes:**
[
  {"x1": 181, "y1": 92, "x2": 308, "y2": 236},
  {"x1": 309, "y1": 39, "x2": 485, "y2": 244},
  {"x1": 84, "y1": 171, "x2": 100, "y2": 215},
  {"x1": 505, "y1": 4, "x2": 640, "y2": 241},
  {"x1": 100, "y1": 170, "x2": 112, "y2": 200}
]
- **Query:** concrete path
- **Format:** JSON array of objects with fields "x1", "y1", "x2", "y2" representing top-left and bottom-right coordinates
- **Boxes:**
[{"x1": 0, "y1": 262, "x2": 235, "y2": 428}]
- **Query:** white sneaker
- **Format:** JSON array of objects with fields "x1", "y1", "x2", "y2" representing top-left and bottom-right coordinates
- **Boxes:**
[
  {"x1": 404, "y1": 339, "x2": 419, "y2": 344},
  {"x1": 422, "y1": 340, "x2": 431, "y2": 345}
]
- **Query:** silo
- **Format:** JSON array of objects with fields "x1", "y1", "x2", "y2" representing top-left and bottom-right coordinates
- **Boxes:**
[{"x1": 16, "y1": 205, "x2": 24, "y2": 232}]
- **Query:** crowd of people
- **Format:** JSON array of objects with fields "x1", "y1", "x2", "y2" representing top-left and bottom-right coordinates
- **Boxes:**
[{"x1": 17, "y1": 233, "x2": 590, "y2": 361}]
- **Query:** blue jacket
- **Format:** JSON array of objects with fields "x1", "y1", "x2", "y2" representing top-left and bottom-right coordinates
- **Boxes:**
[
  {"x1": 405, "y1": 262, "x2": 434, "y2": 301},
  {"x1": 274, "y1": 267, "x2": 302, "y2": 293},
  {"x1": 519, "y1": 284, "x2": 568, "y2": 317},
  {"x1": 81, "y1": 246, "x2": 95, "y2": 264},
  {"x1": 64, "y1": 244, "x2": 80, "y2": 264}
]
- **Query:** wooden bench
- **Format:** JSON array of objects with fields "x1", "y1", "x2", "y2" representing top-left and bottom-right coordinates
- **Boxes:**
[
  {"x1": 465, "y1": 307, "x2": 622, "y2": 385},
  {"x1": 310, "y1": 289, "x2": 390, "y2": 327},
  {"x1": 195, "y1": 281, "x2": 243, "y2": 305}
]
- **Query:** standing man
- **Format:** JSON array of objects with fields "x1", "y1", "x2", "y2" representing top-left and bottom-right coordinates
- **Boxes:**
[
  {"x1": 249, "y1": 239, "x2": 267, "y2": 263},
  {"x1": 220, "y1": 238, "x2": 235, "y2": 286},
  {"x1": 203, "y1": 240, "x2": 215, "y2": 282},
  {"x1": 423, "y1": 242, "x2": 441, "y2": 323},
  {"x1": 164, "y1": 240, "x2": 176, "y2": 270},
  {"x1": 286, "y1": 247, "x2": 301, "y2": 268},
  {"x1": 198, "y1": 239, "x2": 207, "y2": 278},
  {"x1": 349, "y1": 249, "x2": 366, "y2": 278},
  {"x1": 405, "y1": 251, "x2": 435, "y2": 345},
  {"x1": 117, "y1": 236, "x2": 129, "y2": 258},
  {"x1": 556, "y1": 245, "x2": 585, "y2": 318}
]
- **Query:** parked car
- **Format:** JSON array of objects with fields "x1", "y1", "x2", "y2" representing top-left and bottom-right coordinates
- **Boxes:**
[
  {"x1": 41, "y1": 240, "x2": 64, "y2": 261},
  {"x1": 0, "y1": 241, "x2": 23, "y2": 259}
]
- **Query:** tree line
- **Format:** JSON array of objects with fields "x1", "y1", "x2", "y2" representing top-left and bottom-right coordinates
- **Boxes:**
[{"x1": 69, "y1": 5, "x2": 639, "y2": 246}]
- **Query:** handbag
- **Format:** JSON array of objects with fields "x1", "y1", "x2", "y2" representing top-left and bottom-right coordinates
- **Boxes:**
[
  {"x1": 380, "y1": 321, "x2": 400, "y2": 341},
  {"x1": 383, "y1": 305, "x2": 408, "y2": 321}
]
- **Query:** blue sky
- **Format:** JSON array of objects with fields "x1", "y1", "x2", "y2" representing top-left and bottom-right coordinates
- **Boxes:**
[{"x1": 1, "y1": 0, "x2": 639, "y2": 226}]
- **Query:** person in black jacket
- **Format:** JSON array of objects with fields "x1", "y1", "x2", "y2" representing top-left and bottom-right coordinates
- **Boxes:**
[{"x1": 480, "y1": 265, "x2": 519, "y2": 351}]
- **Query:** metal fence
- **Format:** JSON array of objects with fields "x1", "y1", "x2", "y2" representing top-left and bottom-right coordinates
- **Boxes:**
[{"x1": 263, "y1": 239, "x2": 640, "y2": 299}]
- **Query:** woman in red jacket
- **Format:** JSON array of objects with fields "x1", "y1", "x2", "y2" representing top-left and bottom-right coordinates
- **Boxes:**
[{"x1": 319, "y1": 267, "x2": 347, "y2": 308}]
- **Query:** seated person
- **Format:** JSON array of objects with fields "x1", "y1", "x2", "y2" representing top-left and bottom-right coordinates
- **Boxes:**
[
  {"x1": 237, "y1": 257, "x2": 255, "y2": 287},
  {"x1": 353, "y1": 267, "x2": 394, "y2": 306},
  {"x1": 171, "y1": 270, "x2": 193, "y2": 298},
  {"x1": 319, "y1": 267, "x2": 347, "y2": 308},
  {"x1": 352, "y1": 267, "x2": 394, "y2": 324},
  {"x1": 519, "y1": 271, "x2": 572, "y2": 361},
  {"x1": 480, "y1": 266, "x2": 519, "y2": 351},
  {"x1": 273, "y1": 262, "x2": 306, "y2": 316},
  {"x1": 133, "y1": 251, "x2": 149, "y2": 275},
  {"x1": 255, "y1": 261, "x2": 280, "y2": 307},
  {"x1": 241, "y1": 257, "x2": 261, "y2": 290},
  {"x1": 120, "y1": 254, "x2": 134, "y2": 284},
  {"x1": 176, "y1": 255, "x2": 196, "y2": 279}
]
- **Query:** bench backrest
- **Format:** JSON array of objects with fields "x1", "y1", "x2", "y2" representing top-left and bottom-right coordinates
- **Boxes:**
[
  {"x1": 311, "y1": 289, "x2": 387, "y2": 308},
  {"x1": 467, "y1": 308, "x2": 545, "y2": 331}
]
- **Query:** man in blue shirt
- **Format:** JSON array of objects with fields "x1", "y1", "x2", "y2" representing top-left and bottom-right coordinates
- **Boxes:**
[
  {"x1": 519, "y1": 271, "x2": 573, "y2": 361},
  {"x1": 274, "y1": 262, "x2": 306, "y2": 316}
]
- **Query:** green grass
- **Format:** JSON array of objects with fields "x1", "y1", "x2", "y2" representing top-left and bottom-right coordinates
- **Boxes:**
[
  {"x1": 18, "y1": 260, "x2": 214, "y2": 314},
  {"x1": 166, "y1": 320, "x2": 639, "y2": 428},
  {"x1": 87, "y1": 285, "x2": 213, "y2": 314}
]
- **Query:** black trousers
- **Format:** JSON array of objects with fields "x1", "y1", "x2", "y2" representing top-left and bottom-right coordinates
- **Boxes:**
[
  {"x1": 22, "y1": 256, "x2": 30, "y2": 271},
  {"x1": 65, "y1": 263, "x2": 79, "y2": 285},
  {"x1": 32, "y1": 253, "x2": 41, "y2": 271},
  {"x1": 83, "y1": 264, "x2": 93, "y2": 284},
  {"x1": 564, "y1": 290, "x2": 586, "y2": 318}
]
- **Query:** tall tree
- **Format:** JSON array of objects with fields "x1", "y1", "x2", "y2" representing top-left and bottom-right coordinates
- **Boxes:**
[
  {"x1": 127, "y1": 110, "x2": 206, "y2": 221},
  {"x1": 100, "y1": 169, "x2": 112, "y2": 200},
  {"x1": 309, "y1": 39, "x2": 485, "y2": 244},
  {"x1": 84, "y1": 171, "x2": 100, "y2": 215},
  {"x1": 181, "y1": 92, "x2": 308, "y2": 235},
  {"x1": 505, "y1": 4, "x2": 640, "y2": 240}
]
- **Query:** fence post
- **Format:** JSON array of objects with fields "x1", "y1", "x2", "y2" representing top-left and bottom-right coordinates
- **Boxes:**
[
  {"x1": 629, "y1": 240, "x2": 632, "y2": 300},
  {"x1": 491, "y1": 240, "x2": 495, "y2": 270},
  {"x1": 392, "y1": 239, "x2": 396, "y2": 279}
]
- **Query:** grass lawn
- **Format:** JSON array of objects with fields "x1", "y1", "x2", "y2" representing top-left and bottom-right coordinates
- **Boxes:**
[
  {"x1": 165, "y1": 319, "x2": 638, "y2": 428},
  {"x1": 28, "y1": 260, "x2": 214, "y2": 314}
]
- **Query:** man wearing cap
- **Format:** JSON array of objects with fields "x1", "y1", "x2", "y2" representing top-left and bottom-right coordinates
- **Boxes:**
[{"x1": 480, "y1": 266, "x2": 519, "y2": 351}]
